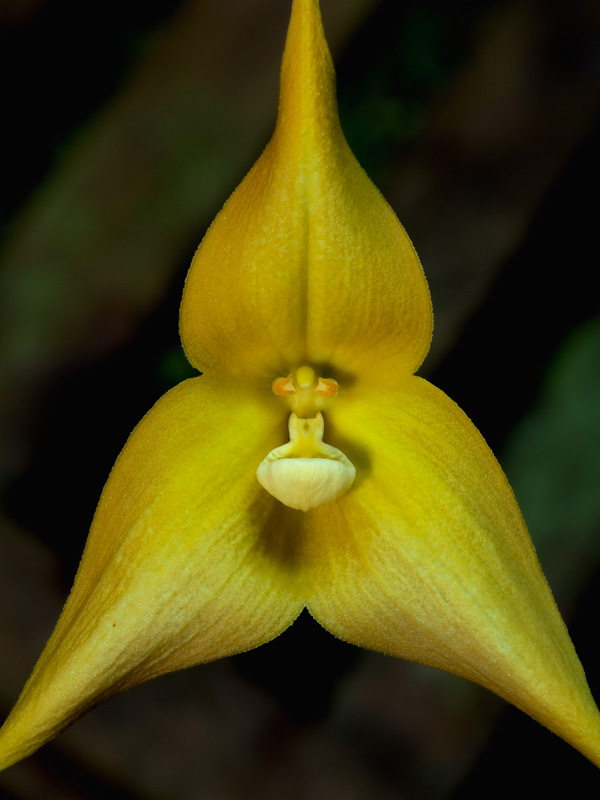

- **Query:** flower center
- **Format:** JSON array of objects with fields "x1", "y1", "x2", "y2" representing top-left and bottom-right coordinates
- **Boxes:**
[{"x1": 256, "y1": 366, "x2": 356, "y2": 511}]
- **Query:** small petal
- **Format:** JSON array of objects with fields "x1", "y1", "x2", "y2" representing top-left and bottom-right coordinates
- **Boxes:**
[
  {"x1": 0, "y1": 377, "x2": 303, "y2": 770},
  {"x1": 305, "y1": 376, "x2": 600, "y2": 766},
  {"x1": 180, "y1": 0, "x2": 432, "y2": 381}
]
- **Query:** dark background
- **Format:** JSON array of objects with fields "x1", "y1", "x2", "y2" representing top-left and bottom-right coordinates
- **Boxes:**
[{"x1": 1, "y1": 0, "x2": 600, "y2": 797}]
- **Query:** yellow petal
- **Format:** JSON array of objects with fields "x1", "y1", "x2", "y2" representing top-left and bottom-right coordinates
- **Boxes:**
[
  {"x1": 0, "y1": 377, "x2": 303, "y2": 770},
  {"x1": 304, "y1": 376, "x2": 600, "y2": 767},
  {"x1": 180, "y1": 0, "x2": 432, "y2": 382}
]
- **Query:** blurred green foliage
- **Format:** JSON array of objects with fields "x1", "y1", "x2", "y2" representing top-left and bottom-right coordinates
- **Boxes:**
[
  {"x1": 157, "y1": 343, "x2": 199, "y2": 388},
  {"x1": 337, "y1": 2, "x2": 477, "y2": 181},
  {"x1": 504, "y1": 316, "x2": 600, "y2": 589}
]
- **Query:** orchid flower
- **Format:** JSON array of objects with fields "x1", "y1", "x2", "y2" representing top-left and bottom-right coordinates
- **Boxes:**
[{"x1": 1, "y1": 0, "x2": 599, "y2": 772}]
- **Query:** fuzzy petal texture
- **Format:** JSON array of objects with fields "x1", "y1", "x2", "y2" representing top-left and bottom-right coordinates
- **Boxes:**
[
  {"x1": 305, "y1": 376, "x2": 600, "y2": 767},
  {"x1": 180, "y1": 0, "x2": 432, "y2": 382},
  {"x1": 0, "y1": 377, "x2": 303, "y2": 770}
]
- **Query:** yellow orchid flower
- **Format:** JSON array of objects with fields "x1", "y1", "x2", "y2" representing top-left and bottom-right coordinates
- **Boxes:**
[{"x1": 1, "y1": 0, "x2": 600, "y2": 773}]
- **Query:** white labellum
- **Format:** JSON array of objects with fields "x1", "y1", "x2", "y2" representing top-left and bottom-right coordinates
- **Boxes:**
[{"x1": 256, "y1": 412, "x2": 356, "y2": 511}]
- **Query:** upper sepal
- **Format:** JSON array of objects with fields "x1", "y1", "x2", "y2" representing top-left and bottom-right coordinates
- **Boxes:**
[{"x1": 180, "y1": 0, "x2": 432, "y2": 382}]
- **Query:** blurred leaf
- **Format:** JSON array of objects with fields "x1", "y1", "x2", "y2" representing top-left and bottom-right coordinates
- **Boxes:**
[{"x1": 503, "y1": 316, "x2": 600, "y2": 599}]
